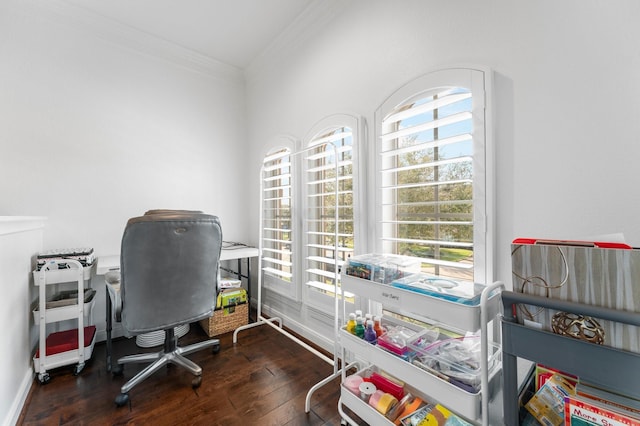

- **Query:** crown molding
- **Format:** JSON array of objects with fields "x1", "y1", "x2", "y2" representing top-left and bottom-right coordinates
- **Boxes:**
[
  {"x1": 244, "y1": 0, "x2": 347, "y2": 85},
  {"x1": 13, "y1": 0, "x2": 244, "y2": 84}
]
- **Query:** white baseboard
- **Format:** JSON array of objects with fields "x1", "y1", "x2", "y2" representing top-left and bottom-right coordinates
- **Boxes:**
[
  {"x1": 3, "y1": 368, "x2": 33, "y2": 426},
  {"x1": 95, "y1": 324, "x2": 124, "y2": 343}
]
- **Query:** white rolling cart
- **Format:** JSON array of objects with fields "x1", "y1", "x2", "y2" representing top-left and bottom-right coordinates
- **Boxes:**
[
  {"x1": 32, "y1": 259, "x2": 96, "y2": 384},
  {"x1": 337, "y1": 270, "x2": 504, "y2": 426}
]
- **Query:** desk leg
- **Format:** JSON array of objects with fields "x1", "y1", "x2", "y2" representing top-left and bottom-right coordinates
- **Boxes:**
[
  {"x1": 106, "y1": 285, "x2": 113, "y2": 373},
  {"x1": 246, "y1": 257, "x2": 252, "y2": 323},
  {"x1": 236, "y1": 259, "x2": 252, "y2": 323}
]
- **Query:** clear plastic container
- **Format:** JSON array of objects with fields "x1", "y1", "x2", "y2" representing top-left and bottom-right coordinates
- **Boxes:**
[
  {"x1": 408, "y1": 332, "x2": 501, "y2": 393},
  {"x1": 344, "y1": 254, "x2": 420, "y2": 284},
  {"x1": 377, "y1": 325, "x2": 419, "y2": 357},
  {"x1": 391, "y1": 273, "x2": 486, "y2": 305}
]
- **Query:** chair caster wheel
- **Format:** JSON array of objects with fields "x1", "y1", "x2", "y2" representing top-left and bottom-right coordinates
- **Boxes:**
[
  {"x1": 112, "y1": 365, "x2": 124, "y2": 377},
  {"x1": 192, "y1": 376, "x2": 202, "y2": 388},
  {"x1": 115, "y1": 393, "x2": 129, "y2": 407},
  {"x1": 37, "y1": 373, "x2": 50, "y2": 385},
  {"x1": 212, "y1": 344, "x2": 220, "y2": 354}
]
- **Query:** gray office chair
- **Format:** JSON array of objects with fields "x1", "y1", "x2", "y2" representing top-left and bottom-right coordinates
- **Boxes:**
[{"x1": 114, "y1": 210, "x2": 222, "y2": 407}]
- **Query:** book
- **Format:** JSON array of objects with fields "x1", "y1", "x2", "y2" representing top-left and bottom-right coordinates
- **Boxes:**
[
  {"x1": 565, "y1": 395, "x2": 640, "y2": 426},
  {"x1": 525, "y1": 374, "x2": 576, "y2": 426},
  {"x1": 536, "y1": 364, "x2": 578, "y2": 391},
  {"x1": 575, "y1": 382, "x2": 640, "y2": 417}
]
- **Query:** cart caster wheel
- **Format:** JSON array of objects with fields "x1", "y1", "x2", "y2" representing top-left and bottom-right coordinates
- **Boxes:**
[
  {"x1": 73, "y1": 363, "x2": 85, "y2": 376},
  {"x1": 340, "y1": 420, "x2": 347, "y2": 426},
  {"x1": 192, "y1": 376, "x2": 202, "y2": 388},
  {"x1": 37, "y1": 373, "x2": 51, "y2": 385},
  {"x1": 112, "y1": 365, "x2": 124, "y2": 377},
  {"x1": 212, "y1": 344, "x2": 220, "y2": 354},
  {"x1": 115, "y1": 393, "x2": 129, "y2": 407}
]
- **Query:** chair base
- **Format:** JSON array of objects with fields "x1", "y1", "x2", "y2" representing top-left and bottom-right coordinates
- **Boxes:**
[{"x1": 115, "y1": 327, "x2": 219, "y2": 406}]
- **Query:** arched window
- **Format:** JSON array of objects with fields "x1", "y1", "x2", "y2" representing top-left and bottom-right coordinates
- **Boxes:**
[
  {"x1": 303, "y1": 115, "x2": 361, "y2": 310},
  {"x1": 261, "y1": 144, "x2": 296, "y2": 298},
  {"x1": 375, "y1": 68, "x2": 493, "y2": 284}
]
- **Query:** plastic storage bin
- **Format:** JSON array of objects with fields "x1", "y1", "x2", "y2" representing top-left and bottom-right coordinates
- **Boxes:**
[
  {"x1": 344, "y1": 253, "x2": 420, "y2": 283},
  {"x1": 408, "y1": 332, "x2": 501, "y2": 393},
  {"x1": 391, "y1": 273, "x2": 487, "y2": 306}
]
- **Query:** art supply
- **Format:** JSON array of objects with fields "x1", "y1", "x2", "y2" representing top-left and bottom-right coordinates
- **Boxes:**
[
  {"x1": 346, "y1": 313, "x2": 357, "y2": 335},
  {"x1": 365, "y1": 313, "x2": 373, "y2": 327},
  {"x1": 343, "y1": 374, "x2": 363, "y2": 395},
  {"x1": 369, "y1": 372, "x2": 405, "y2": 400},
  {"x1": 373, "y1": 316, "x2": 384, "y2": 337},
  {"x1": 355, "y1": 317, "x2": 365, "y2": 338},
  {"x1": 407, "y1": 404, "x2": 435, "y2": 426},
  {"x1": 364, "y1": 322, "x2": 377, "y2": 344},
  {"x1": 359, "y1": 382, "x2": 377, "y2": 401},
  {"x1": 393, "y1": 396, "x2": 423, "y2": 425},
  {"x1": 369, "y1": 390, "x2": 398, "y2": 415},
  {"x1": 386, "y1": 393, "x2": 414, "y2": 422}
]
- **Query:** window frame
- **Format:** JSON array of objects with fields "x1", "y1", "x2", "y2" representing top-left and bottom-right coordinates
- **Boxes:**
[
  {"x1": 373, "y1": 68, "x2": 495, "y2": 285},
  {"x1": 260, "y1": 136, "x2": 300, "y2": 300},
  {"x1": 302, "y1": 114, "x2": 364, "y2": 312}
]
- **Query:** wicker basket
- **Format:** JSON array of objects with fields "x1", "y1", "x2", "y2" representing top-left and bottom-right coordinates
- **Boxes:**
[{"x1": 199, "y1": 303, "x2": 248, "y2": 337}]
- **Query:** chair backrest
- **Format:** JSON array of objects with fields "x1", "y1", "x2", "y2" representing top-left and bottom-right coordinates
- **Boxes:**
[{"x1": 120, "y1": 211, "x2": 222, "y2": 335}]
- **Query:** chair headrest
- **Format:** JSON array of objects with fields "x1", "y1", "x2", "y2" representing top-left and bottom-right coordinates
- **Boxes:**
[
  {"x1": 127, "y1": 210, "x2": 215, "y2": 226},
  {"x1": 144, "y1": 209, "x2": 203, "y2": 216}
]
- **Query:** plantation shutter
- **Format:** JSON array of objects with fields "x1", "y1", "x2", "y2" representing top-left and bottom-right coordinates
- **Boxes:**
[
  {"x1": 380, "y1": 87, "x2": 476, "y2": 280},
  {"x1": 305, "y1": 127, "x2": 354, "y2": 295},
  {"x1": 262, "y1": 148, "x2": 294, "y2": 285}
]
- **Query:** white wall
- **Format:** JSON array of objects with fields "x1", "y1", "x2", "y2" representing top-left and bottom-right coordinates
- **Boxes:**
[
  {"x1": 0, "y1": 0, "x2": 250, "y2": 406},
  {"x1": 0, "y1": 0, "x2": 249, "y2": 253},
  {"x1": 0, "y1": 218, "x2": 45, "y2": 426},
  {"x1": 245, "y1": 0, "x2": 640, "y2": 290}
]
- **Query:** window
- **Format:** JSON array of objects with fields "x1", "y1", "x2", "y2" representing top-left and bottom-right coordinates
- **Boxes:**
[
  {"x1": 259, "y1": 68, "x2": 492, "y2": 309},
  {"x1": 375, "y1": 68, "x2": 492, "y2": 284},
  {"x1": 259, "y1": 117, "x2": 361, "y2": 310},
  {"x1": 261, "y1": 146, "x2": 295, "y2": 297},
  {"x1": 304, "y1": 123, "x2": 356, "y2": 309}
]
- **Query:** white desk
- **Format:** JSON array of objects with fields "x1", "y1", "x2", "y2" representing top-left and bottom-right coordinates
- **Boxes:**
[
  {"x1": 96, "y1": 245, "x2": 259, "y2": 372},
  {"x1": 96, "y1": 246, "x2": 259, "y2": 274}
]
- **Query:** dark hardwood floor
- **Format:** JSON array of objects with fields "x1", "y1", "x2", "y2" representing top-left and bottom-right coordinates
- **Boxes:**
[{"x1": 18, "y1": 319, "x2": 366, "y2": 426}]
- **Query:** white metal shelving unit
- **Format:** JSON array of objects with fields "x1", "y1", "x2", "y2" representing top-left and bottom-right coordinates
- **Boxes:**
[
  {"x1": 338, "y1": 273, "x2": 504, "y2": 426},
  {"x1": 32, "y1": 259, "x2": 96, "y2": 384}
]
